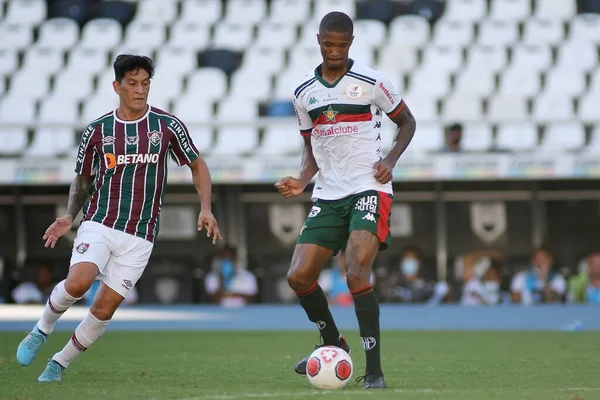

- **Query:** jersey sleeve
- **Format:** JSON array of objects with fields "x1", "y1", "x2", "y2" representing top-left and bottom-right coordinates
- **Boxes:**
[
  {"x1": 167, "y1": 116, "x2": 199, "y2": 166},
  {"x1": 373, "y1": 72, "x2": 405, "y2": 118},
  {"x1": 74, "y1": 124, "x2": 100, "y2": 176},
  {"x1": 293, "y1": 97, "x2": 313, "y2": 136}
]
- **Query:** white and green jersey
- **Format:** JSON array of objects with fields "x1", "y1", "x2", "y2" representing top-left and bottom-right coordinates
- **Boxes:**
[{"x1": 293, "y1": 59, "x2": 404, "y2": 201}]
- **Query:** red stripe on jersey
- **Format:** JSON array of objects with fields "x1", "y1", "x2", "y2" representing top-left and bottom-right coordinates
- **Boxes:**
[
  {"x1": 103, "y1": 122, "x2": 126, "y2": 228},
  {"x1": 125, "y1": 119, "x2": 149, "y2": 234},
  {"x1": 312, "y1": 112, "x2": 372, "y2": 128},
  {"x1": 145, "y1": 119, "x2": 168, "y2": 241},
  {"x1": 387, "y1": 100, "x2": 405, "y2": 118},
  {"x1": 376, "y1": 191, "x2": 392, "y2": 243}
]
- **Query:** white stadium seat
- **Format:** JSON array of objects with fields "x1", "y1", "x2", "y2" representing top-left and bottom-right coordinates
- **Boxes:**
[
  {"x1": 477, "y1": 20, "x2": 519, "y2": 46},
  {"x1": 586, "y1": 125, "x2": 600, "y2": 153},
  {"x1": 535, "y1": 0, "x2": 576, "y2": 20},
  {"x1": 10, "y1": 70, "x2": 50, "y2": 100},
  {"x1": 172, "y1": 97, "x2": 213, "y2": 125},
  {"x1": 442, "y1": 94, "x2": 484, "y2": 122},
  {"x1": 273, "y1": 69, "x2": 310, "y2": 101},
  {"x1": 569, "y1": 13, "x2": 600, "y2": 44},
  {"x1": 0, "y1": 77, "x2": 5, "y2": 97},
  {"x1": 224, "y1": 0, "x2": 266, "y2": 25},
  {"x1": 216, "y1": 97, "x2": 258, "y2": 124},
  {"x1": 348, "y1": 45, "x2": 375, "y2": 66},
  {"x1": 148, "y1": 71, "x2": 184, "y2": 108},
  {"x1": 229, "y1": 70, "x2": 272, "y2": 102},
  {"x1": 212, "y1": 127, "x2": 259, "y2": 156},
  {"x1": 498, "y1": 67, "x2": 541, "y2": 97},
  {"x1": 25, "y1": 127, "x2": 74, "y2": 157},
  {"x1": 522, "y1": 18, "x2": 565, "y2": 45},
  {"x1": 212, "y1": 22, "x2": 254, "y2": 51},
  {"x1": 168, "y1": 23, "x2": 211, "y2": 50},
  {"x1": 441, "y1": 0, "x2": 487, "y2": 23},
  {"x1": 123, "y1": 21, "x2": 166, "y2": 50},
  {"x1": 543, "y1": 67, "x2": 586, "y2": 97},
  {"x1": 432, "y1": 20, "x2": 474, "y2": 47},
  {"x1": 0, "y1": 95, "x2": 37, "y2": 127},
  {"x1": 388, "y1": 16, "x2": 430, "y2": 48},
  {"x1": 465, "y1": 45, "x2": 508, "y2": 72},
  {"x1": 407, "y1": 68, "x2": 451, "y2": 99},
  {"x1": 453, "y1": 67, "x2": 496, "y2": 96},
  {"x1": 80, "y1": 19, "x2": 123, "y2": 51},
  {"x1": 38, "y1": 96, "x2": 79, "y2": 127},
  {"x1": 268, "y1": 0, "x2": 311, "y2": 25},
  {"x1": 186, "y1": 68, "x2": 228, "y2": 102},
  {"x1": 179, "y1": 0, "x2": 222, "y2": 25},
  {"x1": 4, "y1": 0, "x2": 46, "y2": 27},
  {"x1": 313, "y1": 0, "x2": 356, "y2": 20},
  {"x1": 377, "y1": 45, "x2": 418, "y2": 74},
  {"x1": 556, "y1": 41, "x2": 598, "y2": 73},
  {"x1": 537, "y1": 122, "x2": 585, "y2": 153},
  {"x1": 132, "y1": 0, "x2": 178, "y2": 24},
  {"x1": 0, "y1": 23, "x2": 34, "y2": 51},
  {"x1": 53, "y1": 71, "x2": 94, "y2": 101},
  {"x1": 402, "y1": 95, "x2": 438, "y2": 123},
  {"x1": 532, "y1": 93, "x2": 575, "y2": 123},
  {"x1": 240, "y1": 47, "x2": 285, "y2": 75},
  {"x1": 0, "y1": 47, "x2": 18, "y2": 77},
  {"x1": 188, "y1": 127, "x2": 214, "y2": 154},
  {"x1": 352, "y1": 20, "x2": 388, "y2": 50},
  {"x1": 510, "y1": 44, "x2": 552, "y2": 72},
  {"x1": 298, "y1": 20, "x2": 321, "y2": 47},
  {"x1": 35, "y1": 18, "x2": 79, "y2": 50},
  {"x1": 577, "y1": 92, "x2": 600, "y2": 124},
  {"x1": 496, "y1": 122, "x2": 538, "y2": 151},
  {"x1": 461, "y1": 123, "x2": 494, "y2": 152},
  {"x1": 488, "y1": 94, "x2": 529, "y2": 122},
  {"x1": 64, "y1": 47, "x2": 108, "y2": 78},
  {"x1": 256, "y1": 122, "x2": 304, "y2": 155},
  {"x1": 154, "y1": 47, "x2": 197, "y2": 78},
  {"x1": 0, "y1": 127, "x2": 29, "y2": 155},
  {"x1": 403, "y1": 123, "x2": 444, "y2": 155},
  {"x1": 490, "y1": 0, "x2": 531, "y2": 22},
  {"x1": 587, "y1": 69, "x2": 600, "y2": 93},
  {"x1": 254, "y1": 22, "x2": 298, "y2": 50},
  {"x1": 80, "y1": 94, "x2": 119, "y2": 125},
  {"x1": 421, "y1": 45, "x2": 464, "y2": 74},
  {"x1": 21, "y1": 47, "x2": 64, "y2": 77}
]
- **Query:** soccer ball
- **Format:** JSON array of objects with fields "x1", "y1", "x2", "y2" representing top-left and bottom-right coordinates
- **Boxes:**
[{"x1": 306, "y1": 346, "x2": 353, "y2": 390}]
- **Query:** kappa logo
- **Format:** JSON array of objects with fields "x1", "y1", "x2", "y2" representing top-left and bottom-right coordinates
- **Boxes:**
[
  {"x1": 147, "y1": 130, "x2": 163, "y2": 146},
  {"x1": 308, "y1": 97, "x2": 319, "y2": 105},
  {"x1": 76, "y1": 243, "x2": 89, "y2": 254},
  {"x1": 322, "y1": 105, "x2": 338, "y2": 122},
  {"x1": 362, "y1": 213, "x2": 376, "y2": 222},
  {"x1": 126, "y1": 136, "x2": 139, "y2": 146}
]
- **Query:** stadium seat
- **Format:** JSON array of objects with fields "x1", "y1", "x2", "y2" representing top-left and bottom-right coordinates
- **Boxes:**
[
  {"x1": 543, "y1": 67, "x2": 586, "y2": 97},
  {"x1": 35, "y1": 18, "x2": 79, "y2": 51},
  {"x1": 132, "y1": 0, "x2": 178, "y2": 24},
  {"x1": 265, "y1": 100, "x2": 295, "y2": 117},
  {"x1": 96, "y1": 1, "x2": 137, "y2": 27},
  {"x1": 297, "y1": 20, "x2": 321, "y2": 47},
  {"x1": 4, "y1": 0, "x2": 46, "y2": 27},
  {"x1": 569, "y1": 13, "x2": 600, "y2": 44},
  {"x1": 38, "y1": 96, "x2": 79, "y2": 127},
  {"x1": 240, "y1": 47, "x2": 285, "y2": 75},
  {"x1": 585, "y1": 125, "x2": 600, "y2": 153},
  {"x1": 256, "y1": 121, "x2": 304, "y2": 155},
  {"x1": 442, "y1": 94, "x2": 483, "y2": 122},
  {"x1": 495, "y1": 122, "x2": 538, "y2": 151},
  {"x1": 0, "y1": 77, "x2": 5, "y2": 97},
  {"x1": 0, "y1": 95, "x2": 37, "y2": 128},
  {"x1": 532, "y1": 93, "x2": 575, "y2": 123},
  {"x1": 377, "y1": 44, "x2": 419, "y2": 74},
  {"x1": 288, "y1": 45, "x2": 325, "y2": 73},
  {"x1": 198, "y1": 49, "x2": 241, "y2": 75},
  {"x1": 168, "y1": 23, "x2": 211, "y2": 50},
  {"x1": 64, "y1": 47, "x2": 108, "y2": 79},
  {"x1": 80, "y1": 94, "x2": 119, "y2": 125},
  {"x1": 267, "y1": 0, "x2": 311, "y2": 25},
  {"x1": 388, "y1": 16, "x2": 430, "y2": 47},
  {"x1": 477, "y1": 20, "x2": 519, "y2": 46},
  {"x1": 555, "y1": 40, "x2": 598, "y2": 72},
  {"x1": 211, "y1": 126, "x2": 259, "y2": 156},
  {"x1": 53, "y1": 71, "x2": 94, "y2": 101},
  {"x1": 348, "y1": 45, "x2": 375, "y2": 67},
  {"x1": 148, "y1": 70, "x2": 183, "y2": 108},
  {"x1": 0, "y1": 47, "x2": 18, "y2": 78},
  {"x1": 172, "y1": 96, "x2": 213, "y2": 125},
  {"x1": 254, "y1": 22, "x2": 298, "y2": 50},
  {"x1": 534, "y1": 0, "x2": 576, "y2": 20},
  {"x1": 48, "y1": 0, "x2": 90, "y2": 25},
  {"x1": 403, "y1": 122, "x2": 443, "y2": 155},
  {"x1": 95, "y1": 68, "x2": 119, "y2": 99},
  {"x1": 440, "y1": 0, "x2": 487, "y2": 23},
  {"x1": 432, "y1": 20, "x2": 474, "y2": 47},
  {"x1": 498, "y1": 67, "x2": 541, "y2": 97},
  {"x1": 0, "y1": 127, "x2": 29, "y2": 156},
  {"x1": 461, "y1": 123, "x2": 494, "y2": 152},
  {"x1": 356, "y1": 0, "x2": 396, "y2": 24},
  {"x1": 576, "y1": 92, "x2": 600, "y2": 124},
  {"x1": 229, "y1": 70, "x2": 273, "y2": 102},
  {"x1": 352, "y1": 19, "x2": 388, "y2": 50},
  {"x1": 522, "y1": 18, "x2": 565, "y2": 46},
  {"x1": 216, "y1": 96, "x2": 258, "y2": 124},
  {"x1": 21, "y1": 47, "x2": 64, "y2": 77},
  {"x1": 465, "y1": 45, "x2": 508, "y2": 72},
  {"x1": 453, "y1": 67, "x2": 496, "y2": 96},
  {"x1": 0, "y1": 23, "x2": 34, "y2": 51},
  {"x1": 489, "y1": 0, "x2": 531, "y2": 22},
  {"x1": 587, "y1": 69, "x2": 600, "y2": 93},
  {"x1": 401, "y1": 95, "x2": 438, "y2": 123},
  {"x1": 179, "y1": 0, "x2": 222, "y2": 25},
  {"x1": 273, "y1": 69, "x2": 309, "y2": 101},
  {"x1": 313, "y1": 0, "x2": 357, "y2": 20},
  {"x1": 376, "y1": 70, "x2": 404, "y2": 94},
  {"x1": 407, "y1": 68, "x2": 451, "y2": 99},
  {"x1": 223, "y1": 0, "x2": 266, "y2": 25},
  {"x1": 212, "y1": 22, "x2": 254, "y2": 52},
  {"x1": 80, "y1": 19, "x2": 123, "y2": 51},
  {"x1": 421, "y1": 45, "x2": 464, "y2": 74},
  {"x1": 188, "y1": 126, "x2": 213, "y2": 154},
  {"x1": 9, "y1": 70, "x2": 50, "y2": 100},
  {"x1": 25, "y1": 127, "x2": 75, "y2": 156},
  {"x1": 510, "y1": 44, "x2": 553, "y2": 72},
  {"x1": 123, "y1": 21, "x2": 166, "y2": 51},
  {"x1": 186, "y1": 68, "x2": 228, "y2": 101},
  {"x1": 538, "y1": 122, "x2": 585, "y2": 153},
  {"x1": 154, "y1": 47, "x2": 197, "y2": 78},
  {"x1": 487, "y1": 94, "x2": 529, "y2": 122}
]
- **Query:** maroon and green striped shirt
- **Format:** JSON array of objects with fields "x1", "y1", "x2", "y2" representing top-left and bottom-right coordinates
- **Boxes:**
[{"x1": 75, "y1": 106, "x2": 199, "y2": 242}]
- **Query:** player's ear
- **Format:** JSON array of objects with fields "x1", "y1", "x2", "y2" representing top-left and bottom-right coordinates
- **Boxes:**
[
  {"x1": 112, "y1": 80, "x2": 120, "y2": 95},
  {"x1": 317, "y1": 33, "x2": 321, "y2": 45}
]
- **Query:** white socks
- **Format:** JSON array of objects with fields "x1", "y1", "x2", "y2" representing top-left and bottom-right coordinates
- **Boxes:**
[
  {"x1": 37, "y1": 280, "x2": 80, "y2": 335},
  {"x1": 52, "y1": 311, "x2": 110, "y2": 368}
]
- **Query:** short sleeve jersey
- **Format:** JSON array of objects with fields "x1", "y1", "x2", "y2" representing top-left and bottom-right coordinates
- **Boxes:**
[{"x1": 293, "y1": 59, "x2": 404, "y2": 201}]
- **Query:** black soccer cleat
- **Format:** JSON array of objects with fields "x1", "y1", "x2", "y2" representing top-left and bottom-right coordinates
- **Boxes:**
[
  {"x1": 294, "y1": 337, "x2": 350, "y2": 375},
  {"x1": 357, "y1": 370, "x2": 387, "y2": 389}
]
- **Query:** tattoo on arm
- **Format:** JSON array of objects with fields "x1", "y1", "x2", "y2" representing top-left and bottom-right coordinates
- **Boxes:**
[{"x1": 66, "y1": 175, "x2": 94, "y2": 220}]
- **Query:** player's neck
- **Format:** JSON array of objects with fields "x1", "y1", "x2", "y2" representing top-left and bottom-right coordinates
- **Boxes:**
[
  {"x1": 320, "y1": 63, "x2": 349, "y2": 85},
  {"x1": 116, "y1": 104, "x2": 148, "y2": 121}
]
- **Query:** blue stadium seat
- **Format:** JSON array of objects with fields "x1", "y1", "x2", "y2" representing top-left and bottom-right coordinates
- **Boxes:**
[
  {"x1": 356, "y1": 0, "x2": 397, "y2": 24},
  {"x1": 97, "y1": 0, "x2": 136, "y2": 27},
  {"x1": 265, "y1": 100, "x2": 295, "y2": 117},
  {"x1": 48, "y1": 0, "x2": 93, "y2": 26},
  {"x1": 198, "y1": 49, "x2": 241, "y2": 75}
]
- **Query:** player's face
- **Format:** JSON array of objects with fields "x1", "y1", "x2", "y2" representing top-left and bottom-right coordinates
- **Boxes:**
[
  {"x1": 113, "y1": 68, "x2": 150, "y2": 113},
  {"x1": 317, "y1": 30, "x2": 353, "y2": 70}
]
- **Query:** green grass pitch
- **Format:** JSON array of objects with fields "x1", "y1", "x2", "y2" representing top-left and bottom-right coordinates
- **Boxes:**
[{"x1": 1, "y1": 331, "x2": 598, "y2": 400}]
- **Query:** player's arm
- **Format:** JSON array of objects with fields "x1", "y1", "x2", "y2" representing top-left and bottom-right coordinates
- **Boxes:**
[
  {"x1": 65, "y1": 174, "x2": 95, "y2": 222},
  {"x1": 298, "y1": 135, "x2": 319, "y2": 187},
  {"x1": 187, "y1": 157, "x2": 213, "y2": 213},
  {"x1": 385, "y1": 103, "x2": 416, "y2": 166}
]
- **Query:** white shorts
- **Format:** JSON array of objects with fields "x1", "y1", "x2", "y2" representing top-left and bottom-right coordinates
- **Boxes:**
[{"x1": 70, "y1": 221, "x2": 153, "y2": 298}]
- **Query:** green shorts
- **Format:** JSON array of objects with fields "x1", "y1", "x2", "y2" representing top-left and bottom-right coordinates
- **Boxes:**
[{"x1": 297, "y1": 190, "x2": 393, "y2": 253}]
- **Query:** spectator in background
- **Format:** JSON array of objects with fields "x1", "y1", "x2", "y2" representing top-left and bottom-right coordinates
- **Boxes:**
[
  {"x1": 460, "y1": 256, "x2": 502, "y2": 306},
  {"x1": 511, "y1": 247, "x2": 566, "y2": 305},
  {"x1": 12, "y1": 264, "x2": 56, "y2": 304},
  {"x1": 205, "y1": 245, "x2": 258, "y2": 307},
  {"x1": 441, "y1": 123, "x2": 462, "y2": 153},
  {"x1": 319, "y1": 249, "x2": 375, "y2": 307},
  {"x1": 568, "y1": 251, "x2": 600, "y2": 304}
]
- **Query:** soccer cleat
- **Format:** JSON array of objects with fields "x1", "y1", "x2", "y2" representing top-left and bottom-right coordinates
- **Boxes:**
[
  {"x1": 294, "y1": 337, "x2": 350, "y2": 375},
  {"x1": 16, "y1": 327, "x2": 47, "y2": 366},
  {"x1": 38, "y1": 360, "x2": 64, "y2": 382},
  {"x1": 356, "y1": 370, "x2": 387, "y2": 389}
]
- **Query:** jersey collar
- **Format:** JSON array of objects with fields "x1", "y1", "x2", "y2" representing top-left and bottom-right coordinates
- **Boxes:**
[{"x1": 314, "y1": 59, "x2": 354, "y2": 88}]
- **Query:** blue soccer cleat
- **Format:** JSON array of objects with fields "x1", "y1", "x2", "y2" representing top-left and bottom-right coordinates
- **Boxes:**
[
  {"x1": 16, "y1": 326, "x2": 47, "y2": 366},
  {"x1": 38, "y1": 360, "x2": 64, "y2": 382}
]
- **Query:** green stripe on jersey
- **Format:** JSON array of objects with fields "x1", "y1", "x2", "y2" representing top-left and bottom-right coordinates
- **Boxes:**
[
  {"x1": 138, "y1": 112, "x2": 160, "y2": 239},
  {"x1": 92, "y1": 115, "x2": 115, "y2": 223},
  {"x1": 113, "y1": 123, "x2": 138, "y2": 231},
  {"x1": 308, "y1": 104, "x2": 371, "y2": 122}
]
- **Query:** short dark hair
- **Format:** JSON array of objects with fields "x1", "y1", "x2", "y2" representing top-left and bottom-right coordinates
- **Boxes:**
[
  {"x1": 113, "y1": 54, "x2": 155, "y2": 83},
  {"x1": 319, "y1": 11, "x2": 353, "y2": 35}
]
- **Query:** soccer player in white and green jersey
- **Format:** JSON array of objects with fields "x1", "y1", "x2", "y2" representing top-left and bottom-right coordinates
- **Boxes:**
[
  {"x1": 275, "y1": 12, "x2": 416, "y2": 389},
  {"x1": 16, "y1": 54, "x2": 222, "y2": 382}
]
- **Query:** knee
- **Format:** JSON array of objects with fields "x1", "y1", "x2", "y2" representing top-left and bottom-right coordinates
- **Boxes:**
[
  {"x1": 345, "y1": 259, "x2": 371, "y2": 291},
  {"x1": 287, "y1": 266, "x2": 314, "y2": 292},
  {"x1": 89, "y1": 304, "x2": 114, "y2": 321},
  {"x1": 64, "y1": 277, "x2": 90, "y2": 299}
]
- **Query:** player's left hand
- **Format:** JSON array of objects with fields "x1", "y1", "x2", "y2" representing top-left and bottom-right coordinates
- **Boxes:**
[
  {"x1": 373, "y1": 159, "x2": 394, "y2": 184},
  {"x1": 197, "y1": 209, "x2": 222, "y2": 245}
]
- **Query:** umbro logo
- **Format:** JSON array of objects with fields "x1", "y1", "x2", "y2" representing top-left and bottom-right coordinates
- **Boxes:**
[{"x1": 362, "y1": 213, "x2": 376, "y2": 222}]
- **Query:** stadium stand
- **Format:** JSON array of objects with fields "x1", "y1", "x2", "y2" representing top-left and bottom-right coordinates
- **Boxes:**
[{"x1": 0, "y1": 0, "x2": 598, "y2": 159}]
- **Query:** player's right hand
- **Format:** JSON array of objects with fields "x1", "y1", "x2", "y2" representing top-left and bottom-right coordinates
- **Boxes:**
[
  {"x1": 274, "y1": 177, "x2": 305, "y2": 198},
  {"x1": 43, "y1": 216, "x2": 73, "y2": 248}
]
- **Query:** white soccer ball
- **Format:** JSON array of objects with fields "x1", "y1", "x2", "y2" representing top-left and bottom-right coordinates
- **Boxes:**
[{"x1": 306, "y1": 346, "x2": 353, "y2": 390}]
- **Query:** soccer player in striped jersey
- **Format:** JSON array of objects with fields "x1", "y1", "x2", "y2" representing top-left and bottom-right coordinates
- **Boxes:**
[
  {"x1": 16, "y1": 54, "x2": 222, "y2": 382},
  {"x1": 275, "y1": 12, "x2": 416, "y2": 389}
]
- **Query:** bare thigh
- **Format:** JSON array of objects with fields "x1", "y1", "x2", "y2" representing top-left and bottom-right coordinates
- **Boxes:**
[
  {"x1": 287, "y1": 243, "x2": 335, "y2": 292},
  {"x1": 344, "y1": 230, "x2": 380, "y2": 291},
  {"x1": 90, "y1": 281, "x2": 125, "y2": 321},
  {"x1": 64, "y1": 262, "x2": 100, "y2": 298}
]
